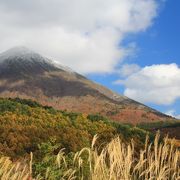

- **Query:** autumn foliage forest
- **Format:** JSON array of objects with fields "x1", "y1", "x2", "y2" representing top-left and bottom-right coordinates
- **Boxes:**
[{"x1": 0, "y1": 98, "x2": 152, "y2": 158}]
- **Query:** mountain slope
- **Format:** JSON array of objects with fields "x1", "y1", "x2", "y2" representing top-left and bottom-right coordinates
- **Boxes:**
[{"x1": 0, "y1": 47, "x2": 174, "y2": 124}]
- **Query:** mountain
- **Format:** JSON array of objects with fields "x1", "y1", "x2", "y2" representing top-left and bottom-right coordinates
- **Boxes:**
[{"x1": 0, "y1": 47, "x2": 175, "y2": 124}]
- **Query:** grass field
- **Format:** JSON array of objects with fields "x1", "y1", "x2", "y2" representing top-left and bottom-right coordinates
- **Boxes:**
[{"x1": 0, "y1": 133, "x2": 179, "y2": 180}]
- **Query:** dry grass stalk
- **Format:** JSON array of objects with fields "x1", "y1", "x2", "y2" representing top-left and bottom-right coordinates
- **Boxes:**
[{"x1": 0, "y1": 133, "x2": 179, "y2": 180}]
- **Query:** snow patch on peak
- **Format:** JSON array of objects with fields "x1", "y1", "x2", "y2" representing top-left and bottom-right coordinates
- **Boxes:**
[
  {"x1": 52, "y1": 60, "x2": 75, "y2": 74},
  {"x1": 0, "y1": 46, "x2": 53, "y2": 66},
  {"x1": 0, "y1": 47, "x2": 75, "y2": 74},
  {"x1": 0, "y1": 46, "x2": 35, "y2": 58}
]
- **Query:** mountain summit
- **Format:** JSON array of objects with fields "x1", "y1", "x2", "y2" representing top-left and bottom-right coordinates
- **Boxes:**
[
  {"x1": 0, "y1": 47, "x2": 173, "y2": 123},
  {"x1": 0, "y1": 47, "x2": 60, "y2": 77}
]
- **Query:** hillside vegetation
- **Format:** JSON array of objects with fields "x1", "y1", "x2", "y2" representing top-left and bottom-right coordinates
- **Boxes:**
[
  {"x1": 137, "y1": 120, "x2": 180, "y2": 139},
  {"x1": 0, "y1": 98, "x2": 150, "y2": 158}
]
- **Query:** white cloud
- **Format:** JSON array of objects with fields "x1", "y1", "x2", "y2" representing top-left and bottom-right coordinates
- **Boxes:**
[
  {"x1": 165, "y1": 109, "x2": 180, "y2": 119},
  {"x1": 165, "y1": 109, "x2": 176, "y2": 117},
  {"x1": 0, "y1": 0, "x2": 159, "y2": 74},
  {"x1": 117, "y1": 64, "x2": 141, "y2": 77},
  {"x1": 116, "y1": 64, "x2": 180, "y2": 105}
]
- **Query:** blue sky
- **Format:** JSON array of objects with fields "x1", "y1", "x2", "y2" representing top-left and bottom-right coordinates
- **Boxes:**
[
  {"x1": 0, "y1": 0, "x2": 179, "y2": 118},
  {"x1": 87, "y1": 0, "x2": 180, "y2": 118}
]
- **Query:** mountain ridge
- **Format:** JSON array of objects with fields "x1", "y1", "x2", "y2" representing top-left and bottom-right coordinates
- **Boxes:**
[{"x1": 0, "y1": 47, "x2": 175, "y2": 124}]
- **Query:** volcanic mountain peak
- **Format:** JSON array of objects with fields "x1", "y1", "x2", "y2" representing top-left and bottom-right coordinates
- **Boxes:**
[
  {"x1": 1, "y1": 46, "x2": 33, "y2": 55},
  {"x1": 0, "y1": 46, "x2": 75, "y2": 73},
  {"x1": 0, "y1": 46, "x2": 52, "y2": 66},
  {"x1": 0, "y1": 47, "x2": 174, "y2": 124}
]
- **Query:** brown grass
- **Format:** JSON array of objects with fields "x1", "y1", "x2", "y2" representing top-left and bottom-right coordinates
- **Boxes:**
[{"x1": 0, "y1": 133, "x2": 179, "y2": 180}]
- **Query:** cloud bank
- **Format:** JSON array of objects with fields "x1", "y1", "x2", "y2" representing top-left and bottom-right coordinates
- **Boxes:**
[
  {"x1": 165, "y1": 109, "x2": 180, "y2": 119},
  {"x1": 0, "y1": 0, "x2": 158, "y2": 74},
  {"x1": 116, "y1": 64, "x2": 180, "y2": 105}
]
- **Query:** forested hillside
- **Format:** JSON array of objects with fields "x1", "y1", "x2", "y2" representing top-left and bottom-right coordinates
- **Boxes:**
[{"x1": 0, "y1": 98, "x2": 151, "y2": 158}]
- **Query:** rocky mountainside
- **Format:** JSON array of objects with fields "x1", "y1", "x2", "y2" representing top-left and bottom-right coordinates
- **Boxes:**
[{"x1": 0, "y1": 47, "x2": 174, "y2": 124}]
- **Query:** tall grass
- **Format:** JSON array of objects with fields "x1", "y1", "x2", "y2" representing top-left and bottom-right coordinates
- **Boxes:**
[
  {"x1": 0, "y1": 157, "x2": 30, "y2": 180},
  {"x1": 0, "y1": 133, "x2": 179, "y2": 180}
]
